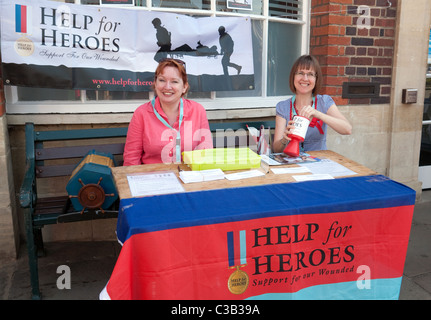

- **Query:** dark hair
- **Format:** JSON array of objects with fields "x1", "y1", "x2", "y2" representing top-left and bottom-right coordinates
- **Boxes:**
[
  {"x1": 153, "y1": 58, "x2": 189, "y2": 96},
  {"x1": 289, "y1": 55, "x2": 322, "y2": 95}
]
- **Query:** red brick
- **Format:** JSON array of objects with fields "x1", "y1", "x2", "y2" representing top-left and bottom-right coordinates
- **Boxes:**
[
  {"x1": 385, "y1": 28, "x2": 395, "y2": 37},
  {"x1": 326, "y1": 76, "x2": 346, "y2": 86},
  {"x1": 357, "y1": 28, "x2": 369, "y2": 36},
  {"x1": 375, "y1": 38, "x2": 394, "y2": 47},
  {"x1": 375, "y1": 18, "x2": 396, "y2": 27},
  {"x1": 313, "y1": 25, "x2": 340, "y2": 36},
  {"x1": 354, "y1": 0, "x2": 376, "y2": 6},
  {"x1": 373, "y1": 57, "x2": 393, "y2": 66},
  {"x1": 345, "y1": 47, "x2": 356, "y2": 55},
  {"x1": 329, "y1": 15, "x2": 352, "y2": 25},
  {"x1": 327, "y1": 56, "x2": 350, "y2": 65},
  {"x1": 382, "y1": 67, "x2": 392, "y2": 75},
  {"x1": 368, "y1": 47, "x2": 378, "y2": 56},
  {"x1": 324, "y1": 35, "x2": 351, "y2": 45},
  {"x1": 350, "y1": 57, "x2": 373, "y2": 65},
  {"x1": 332, "y1": 96, "x2": 349, "y2": 106},
  {"x1": 370, "y1": 8, "x2": 381, "y2": 17},
  {"x1": 320, "y1": 86, "x2": 340, "y2": 96},
  {"x1": 322, "y1": 66, "x2": 340, "y2": 76},
  {"x1": 350, "y1": 98, "x2": 371, "y2": 104},
  {"x1": 383, "y1": 48, "x2": 394, "y2": 57}
]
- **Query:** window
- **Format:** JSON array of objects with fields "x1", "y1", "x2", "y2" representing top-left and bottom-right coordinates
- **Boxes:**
[{"x1": 5, "y1": 0, "x2": 309, "y2": 114}]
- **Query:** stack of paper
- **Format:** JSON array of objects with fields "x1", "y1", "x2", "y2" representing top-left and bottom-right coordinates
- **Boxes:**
[
  {"x1": 179, "y1": 169, "x2": 225, "y2": 183},
  {"x1": 225, "y1": 170, "x2": 265, "y2": 180},
  {"x1": 127, "y1": 172, "x2": 185, "y2": 197}
]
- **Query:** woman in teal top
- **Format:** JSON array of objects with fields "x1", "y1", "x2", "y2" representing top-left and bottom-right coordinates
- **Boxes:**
[{"x1": 273, "y1": 55, "x2": 352, "y2": 153}]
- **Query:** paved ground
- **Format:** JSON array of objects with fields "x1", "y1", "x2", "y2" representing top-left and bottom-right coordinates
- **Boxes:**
[
  {"x1": 398, "y1": 189, "x2": 431, "y2": 300},
  {"x1": 1, "y1": 190, "x2": 430, "y2": 300}
]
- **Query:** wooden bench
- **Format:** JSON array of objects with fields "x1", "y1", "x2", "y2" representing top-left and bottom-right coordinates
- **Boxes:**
[{"x1": 19, "y1": 119, "x2": 274, "y2": 299}]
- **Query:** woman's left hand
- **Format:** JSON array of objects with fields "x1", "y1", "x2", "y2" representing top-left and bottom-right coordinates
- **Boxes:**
[{"x1": 299, "y1": 105, "x2": 319, "y2": 120}]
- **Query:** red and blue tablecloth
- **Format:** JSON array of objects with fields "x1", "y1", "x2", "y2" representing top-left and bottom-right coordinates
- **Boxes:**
[{"x1": 101, "y1": 175, "x2": 415, "y2": 300}]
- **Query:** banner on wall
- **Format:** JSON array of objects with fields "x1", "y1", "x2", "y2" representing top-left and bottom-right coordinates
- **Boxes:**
[{"x1": 0, "y1": 0, "x2": 254, "y2": 92}]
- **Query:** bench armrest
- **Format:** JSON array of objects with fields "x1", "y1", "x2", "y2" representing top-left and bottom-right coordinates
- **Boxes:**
[{"x1": 19, "y1": 162, "x2": 36, "y2": 208}]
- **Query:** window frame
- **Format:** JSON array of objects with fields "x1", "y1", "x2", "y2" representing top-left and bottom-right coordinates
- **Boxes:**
[{"x1": 4, "y1": 0, "x2": 310, "y2": 114}]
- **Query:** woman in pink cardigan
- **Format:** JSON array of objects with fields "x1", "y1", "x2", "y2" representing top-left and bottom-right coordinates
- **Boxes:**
[{"x1": 123, "y1": 59, "x2": 213, "y2": 165}]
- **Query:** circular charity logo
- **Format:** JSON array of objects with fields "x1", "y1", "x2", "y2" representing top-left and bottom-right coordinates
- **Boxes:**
[{"x1": 14, "y1": 36, "x2": 34, "y2": 56}]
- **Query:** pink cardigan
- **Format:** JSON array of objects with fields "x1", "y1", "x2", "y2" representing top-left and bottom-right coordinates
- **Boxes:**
[{"x1": 123, "y1": 98, "x2": 213, "y2": 165}]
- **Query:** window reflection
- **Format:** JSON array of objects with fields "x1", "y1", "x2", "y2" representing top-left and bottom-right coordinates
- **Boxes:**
[
  {"x1": 17, "y1": 87, "x2": 80, "y2": 101},
  {"x1": 267, "y1": 21, "x2": 301, "y2": 96},
  {"x1": 85, "y1": 90, "x2": 150, "y2": 100}
]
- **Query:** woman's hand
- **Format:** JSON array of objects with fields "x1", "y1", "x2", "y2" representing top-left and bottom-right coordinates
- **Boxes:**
[
  {"x1": 300, "y1": 104, "x2": 352, "y2": 136},
  {"x1": 273, "y1": 116, "x2": 296, "y2": 153},
  {"x1": 283, "y1": 120, "x2": 296, "y2": 141},
  {"x1": 299, "y1": 105, "x2": 319, "y2": 120}
]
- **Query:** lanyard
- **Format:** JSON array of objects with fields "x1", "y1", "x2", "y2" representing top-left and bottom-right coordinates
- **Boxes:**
[
  {"x1": 290, "y1": 95, "x2": 315, "y2": 119},
  {"x1": 290, "y1": 95, "x2": 323, "y2": 134},
  {"x1": 151, "y1": 97, "x2": 184, "y2": 163}
]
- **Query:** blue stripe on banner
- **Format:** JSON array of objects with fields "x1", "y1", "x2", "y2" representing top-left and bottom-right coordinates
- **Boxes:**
[
  {"x1": 240, "y1": 230, "x2": 246, "y2": 265},
  {"x1": 117, "y1": 175, "x2": 416, "y2": 244},
  {"x1": 15, "y1": 5, "x2": 21, "y2": 33},
  {"x1": 227, "y1": 231, "x2": 234, "y2": 267},
  {"x1": 245, "y1": 277, "x2": 403, "y2": 300}
]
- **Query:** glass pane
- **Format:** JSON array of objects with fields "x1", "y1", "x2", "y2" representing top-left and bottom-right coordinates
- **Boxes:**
[
  {"x1": 152, "y1": 0, "x2": 205, "y2": 9},
  {"x1": 187, "y1": 91, "x2": 211, "y2": 99},
  {"x1": 216, "y1": 0, "x2": 263, "y2": 15},
  {"x1": 17, "y1": 87, "x2": 80, "y2": 101},
  {"x1": 267, "y1": 21, "x2": 301, "y2": 96},
  {"x1": 269, "y1": 0, "x2": 302, "y2": 20},
  {"x1": 420, "y1": 124, "x2": 431, "y2": 166},
  {"x1": 216, "y1": 19, "x2": 262, "y2": 98},
  {"x1": 85, "y1": 90, "x2": 149, "y2": 100},
  {"x1": 81, "y1": 0, "x2": 100, "y2": 5},
  {"x1": 421, "y1": 76, "x2": 431, "y2": 166}
]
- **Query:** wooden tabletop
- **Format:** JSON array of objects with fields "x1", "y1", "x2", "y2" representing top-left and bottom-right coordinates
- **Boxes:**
[{"x1": 111, "y1": 150, "x2": 376, "y2": 200}]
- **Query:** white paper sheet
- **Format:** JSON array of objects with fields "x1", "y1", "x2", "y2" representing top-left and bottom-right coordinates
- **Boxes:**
[
  {"x1": 225, "y1": 170, "x2": 265, "y2": 181},
  {"x1": 271, "y1": 167, "x2": 312, "y2": 174},
  {"x1": 127, "y1": 171, "x2": 184, "y2": 197},
  {"x1": 299, "y1": 159, "x2": 357, "y2": 177},
  {"x1": 293, "y1": 174, "x2": 335, "y2": 182},
  {"x1": 179, "y1": 169, "x2": 225, "y2": 183}
]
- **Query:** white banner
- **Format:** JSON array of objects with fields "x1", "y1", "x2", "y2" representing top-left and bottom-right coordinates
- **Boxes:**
[{"x1": 0, "y1": 0, "x2": 254, "y2": 91}]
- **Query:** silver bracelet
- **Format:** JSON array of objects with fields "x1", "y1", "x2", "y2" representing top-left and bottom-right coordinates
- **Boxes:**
[{"x1": 280, "y1": 138, "x2": 288, "y2": 145}]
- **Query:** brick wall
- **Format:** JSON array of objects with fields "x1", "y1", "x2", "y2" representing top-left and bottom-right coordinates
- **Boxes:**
[{"x1": 310, "y1": 0, "x2": 398, "y2": 106}]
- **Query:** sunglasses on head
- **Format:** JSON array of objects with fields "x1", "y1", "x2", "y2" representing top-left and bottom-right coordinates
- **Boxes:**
[{"x1": 159, "y1": 58, "x2": 186, "y2": 66}]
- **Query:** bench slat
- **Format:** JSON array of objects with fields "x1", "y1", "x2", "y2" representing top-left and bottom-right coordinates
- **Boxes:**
[
  {"x1": 35, "y1": 127, "x2": 128, "y2": 141},
  {"x1": 36, "y1": 164, "x2": 77, "y2": 178},
  {"x1": 35, "y1": 143, "x2": 125, "y2": 160}
]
